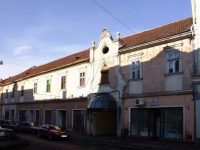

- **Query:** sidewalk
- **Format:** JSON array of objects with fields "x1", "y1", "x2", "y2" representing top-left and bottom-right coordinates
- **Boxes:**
[{"x1": 69, "y1": 132, "x2": 195, "y2": 150}]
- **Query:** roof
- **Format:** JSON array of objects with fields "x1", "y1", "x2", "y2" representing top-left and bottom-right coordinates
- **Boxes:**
[
  {"x1": 120, "y1": 17, "x2": 193, "y2": 49},
  {"x1": 1, "y1": 49, "x2": 90, "y2": 85}
]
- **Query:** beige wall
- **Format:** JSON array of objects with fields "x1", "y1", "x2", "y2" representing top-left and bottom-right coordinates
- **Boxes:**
[
  {"x1": 120, "y1": 38, "x2": 193, "y2": 94},
  {"x1": 2, "y1": 62, "x2": 90, "y2": 103}
]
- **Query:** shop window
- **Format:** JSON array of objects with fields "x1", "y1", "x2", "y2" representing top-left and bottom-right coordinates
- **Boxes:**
[
  {"x1": 131, "y1": 109, "x2": 148, "y2": 136},
  {"x1": 19, "y1": 110, "x2": 26, "y2": 122},
  {"x1": 11, "y1": 110, "x2": 14, "y2": 121},
  {"x1": 35, "y1": 110, "x2": 40, "y2": 126},
  {"x1": 45, "y1": 110, "x2": 52, "y2": 124},
  {"x1": 101, "y1": 65, "x2": 109, "y2": 83},
  {"x1": 5, "y1": 109, "x2": 9, "y2": 120},
  {"x1": 61, "y1": 76, "x2": 66, "y2": 89},
  {"x1": 161, "y1": 108, "x2": 183, "y2": 139},
  {"x1": 73, "y1": 110, "x2": 85, "y2": 131}
]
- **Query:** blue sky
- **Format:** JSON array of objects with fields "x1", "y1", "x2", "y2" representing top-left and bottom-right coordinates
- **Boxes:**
[{"x1": 0, "y1": 0, "x2": 192, "y2": 79}]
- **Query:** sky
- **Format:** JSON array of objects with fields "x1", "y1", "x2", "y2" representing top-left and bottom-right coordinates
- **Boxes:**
[{"x1": 0, "y1": 0, "x2": 192, "y2": 80}]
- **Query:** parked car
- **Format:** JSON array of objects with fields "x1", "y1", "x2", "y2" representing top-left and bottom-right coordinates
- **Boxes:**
[
  {"x1": 0, "y1": 120, "x2": 17, "y2": 130},
  {"x1": 13, "y1": 122, "x2": 38, "y2": 134},
  {"x1": 37, "y1": 124, "x2": 70, "y2": 140},
  {"x1": 0, "y1": 127, "x2": 29, "y2": 150}
]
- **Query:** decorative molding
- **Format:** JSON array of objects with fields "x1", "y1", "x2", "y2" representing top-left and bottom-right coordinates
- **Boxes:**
[
  {"x1": 123, "y1": 90, "x2": 192, "y2": 98},
  {"x1": 164, "y1": 72, "x2": 183, "y2": 77},
  {"x1": 128, "y1": 53, "x2": 144, "y2": 58}
]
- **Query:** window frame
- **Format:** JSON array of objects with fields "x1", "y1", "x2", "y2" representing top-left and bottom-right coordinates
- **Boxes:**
[
  {"x1": 130, "y1": 59, "x2": 142, "y2": 80},
  {"x1": 79, "y1": 72, "x2": 85, "y2": 87},
  {"x1": 46, "y1": 80, "x2": 51, "y2": 92},
  {"x1": 5, "y1": 89, "x2": 8, "y2": 98},
  {"x1": 61, "y1": 76, "x2": 66, "y2": 89},
  {"x1": 167, "y1": 51, "x2": 181, "y2": 74},
  {"x1": 34, "y1": 82, "x2": 37, "y2": 94},
  {"x1": 20, "y1": 86, "x2": 24, "y2": 96}
]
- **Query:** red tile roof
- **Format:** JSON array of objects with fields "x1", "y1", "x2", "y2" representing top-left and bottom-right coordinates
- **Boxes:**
[
  {"x1": 1, "y1": 49, "x2": 90, "y2": 85},
  {"x1": 121, "y1": 17, "x2": 193, "y2": 49}
]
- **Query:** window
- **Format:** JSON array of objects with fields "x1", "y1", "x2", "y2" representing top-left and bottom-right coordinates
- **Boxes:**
[
  {"x1": 20, "y1": 86, "x2": 24, "y2": 96},
  {"x1": 34, "y1": 83, "x2": 37, "y2": 94},
  {"x1": 5, "y1": 89, "x2": 8, "y2": 98},
  {"x1": 101, "y1": 65, "x2": 109, "y2": 83},
  {"x1": 61, "y1": 76, "x2": 66, "y2": 89},
  {"x1": 80, "y1": 72, "x2": 85, "y2": 87},
  {"x1": 46, "y1": 80, "x2": 51, "y2": 92},
  {"x1": 131, "y1": 60, "x2": 141, "y2": 79},
  {"x1": 167, "y1": 51, "x2": 180, "y2": 73},
  {"x1": 11, "y1": 86, "x2": 14, "y2": 97}
]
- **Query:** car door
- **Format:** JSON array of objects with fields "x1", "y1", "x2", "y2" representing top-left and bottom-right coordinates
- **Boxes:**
[{"x1": 40, "y1": 125, "x2": 48, "y2": 137}]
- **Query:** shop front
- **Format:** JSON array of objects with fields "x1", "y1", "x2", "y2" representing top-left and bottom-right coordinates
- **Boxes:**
[{"x1": 130, "y1": 107, "x2": 183, "y2": 140}]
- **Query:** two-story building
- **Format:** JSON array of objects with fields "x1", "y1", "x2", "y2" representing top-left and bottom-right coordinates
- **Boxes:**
[{"x1": 0, "y1": 15, "x2": 197, "y2": 144}]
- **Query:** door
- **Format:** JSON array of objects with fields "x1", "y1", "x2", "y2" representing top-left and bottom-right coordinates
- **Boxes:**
[{"x1": 149, "y1": 109, "x2": 161, "y2": 140}]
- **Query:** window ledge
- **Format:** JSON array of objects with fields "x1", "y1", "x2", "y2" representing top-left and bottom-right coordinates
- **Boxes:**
[
  {"x1": 99, "y1": 82, "x2": 110, "y2": 85},
  {"x1": 164, "y1": 72, "x2": 183, "y2": 77},
  {"x1": 77, "y1": 86, "x2": 85, "y2": 89},
  {"x1": 129, "y1": 78, "x2": 143, "y2": 82},
  {"x1": 46, "y1": 91, "x2": 51, "y2": 93},
  {"x1": 60, "y1": 89, "x2": 67, "y2": 91}
]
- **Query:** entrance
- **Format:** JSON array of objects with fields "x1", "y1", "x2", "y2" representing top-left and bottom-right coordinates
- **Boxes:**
[
  {"x1": 149, "y1": 109, "x2": 161, "y2": 140},
  {"x1": 56, "y1": 110, "x2": 67, "y2": 130}
]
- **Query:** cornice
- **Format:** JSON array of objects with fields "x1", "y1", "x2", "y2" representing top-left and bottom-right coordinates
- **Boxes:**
[{"x1": 123, "y1": 90, "x2": 192, "y2": 99}]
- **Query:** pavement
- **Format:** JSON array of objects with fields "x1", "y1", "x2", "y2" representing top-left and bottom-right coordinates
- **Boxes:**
[{"x1": 69, "y1": 132, "x2": 196, "y2": 150}]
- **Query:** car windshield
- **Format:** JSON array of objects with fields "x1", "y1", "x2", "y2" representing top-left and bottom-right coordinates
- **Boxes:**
[
  {"x1": 49, "y1": 125, "x2": 61, "y2": 130},
  {"x1": 30, "y1": 122, "x2": 34, "y2": 126},
  {"x1": 9, "y1": 121, "x2": 16, "y2": 125}
]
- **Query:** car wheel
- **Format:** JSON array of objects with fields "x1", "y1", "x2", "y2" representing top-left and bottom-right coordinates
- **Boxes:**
[
  {"x1": 32, "y1": 130, "x2": 36, "y2": 134},
  {"x1": 38, "y1": 132, "x2": 41, "y2": 137},
  {"x1": 49, "y1": 134, "x2": 53, "y2": 140}
]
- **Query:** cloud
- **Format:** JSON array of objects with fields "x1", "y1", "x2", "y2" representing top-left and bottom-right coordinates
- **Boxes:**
[
  {"x1": 13, "y1": 45, "x2": 32, "y2": 56},
  {"x1": 17, "y1": 55, "x2": 31, "y2": 59},
  {"x1": 46, "y1": 44, "x2": 89, "y2": 53}
]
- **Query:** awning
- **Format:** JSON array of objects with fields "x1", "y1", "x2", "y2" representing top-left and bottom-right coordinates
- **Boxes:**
[{"x1": 87, "y1": 93, "x2": 117, "y2": 112}]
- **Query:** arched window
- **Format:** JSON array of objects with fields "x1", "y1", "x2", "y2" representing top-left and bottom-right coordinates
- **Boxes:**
[{"x1": 101, "y1": 65, "x2": 109, "y2": 83}]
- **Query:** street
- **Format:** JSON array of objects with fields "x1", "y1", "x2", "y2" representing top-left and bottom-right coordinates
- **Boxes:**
[{"x1": 17, "y1": 133, "x2": 134, "y2": 150}]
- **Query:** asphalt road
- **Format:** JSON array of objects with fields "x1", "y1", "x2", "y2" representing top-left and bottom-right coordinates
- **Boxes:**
[{"x1": 17, "y1": 133, "x2": 133, "y2": 150}]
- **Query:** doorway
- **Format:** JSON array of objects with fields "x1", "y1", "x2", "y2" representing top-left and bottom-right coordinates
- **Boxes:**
[
  {"x1": 56, "y1": 110, "x2": 67, "y2": 130},
  {"x1": 149, "y1": 109, "x2": 161, "y2": 140}
]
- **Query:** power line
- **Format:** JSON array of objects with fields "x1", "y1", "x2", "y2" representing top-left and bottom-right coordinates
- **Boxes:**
[
  {"x1": 125, "y1": 0, "x2": 143, "y2": 30},
  {"x1": 3, "y1": 61, "x2": 30, "y2": 67},
  {"x1": 130, "y1": 0, "x2": 146, "y2": 30},
  {"x1": 92, "y1": 0, "x2": 134, "y2": 33}
]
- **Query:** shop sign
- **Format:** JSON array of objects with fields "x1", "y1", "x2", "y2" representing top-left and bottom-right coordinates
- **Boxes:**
[{"x1": 150, "y1": 98, "x2": 157, "y2": 106}]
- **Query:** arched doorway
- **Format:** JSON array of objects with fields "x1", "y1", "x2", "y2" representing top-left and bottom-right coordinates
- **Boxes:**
[{"x1": 87, "y1": 93, "x2": 117, "y2": 136}]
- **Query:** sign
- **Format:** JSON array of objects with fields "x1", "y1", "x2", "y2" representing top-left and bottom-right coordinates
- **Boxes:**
[{"x1": 150, "y1": 98, "x2": 157, "y2": 106}]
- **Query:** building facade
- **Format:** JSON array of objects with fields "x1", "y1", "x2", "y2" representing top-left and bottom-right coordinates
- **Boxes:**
[{"x1": 0, "y1": 8, "x2": 198, "y2": 144}]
